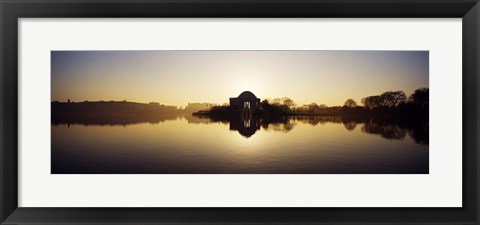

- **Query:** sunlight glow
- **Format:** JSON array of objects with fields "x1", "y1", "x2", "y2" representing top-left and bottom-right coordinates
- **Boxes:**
[{"x1": 51, "y1": 51, "x2": 428, "y2": 107}]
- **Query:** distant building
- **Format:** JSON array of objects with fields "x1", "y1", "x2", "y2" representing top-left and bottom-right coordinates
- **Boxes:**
[
  {"x1": 229, "y1": 91, "x2": 261, "y2": 111},
  {"x1": 184, "y1": 103, "x2": 214, "y2": 112}
]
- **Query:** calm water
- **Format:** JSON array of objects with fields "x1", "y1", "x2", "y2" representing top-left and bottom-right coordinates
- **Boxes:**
[{"x1": 51, "y1": 115, "x2": 428, "y2": 174}]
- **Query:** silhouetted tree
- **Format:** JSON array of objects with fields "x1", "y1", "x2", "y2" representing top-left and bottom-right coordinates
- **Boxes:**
[
  {"x1": 307, "y1": 103, "x2": 321, "y2": 114},
  {"x1": 344, "y1": 99, "x2": 357, "y2": 108},
  {"x1": 361, "y1": 95, "x2": 382, "y2": 109},
  {"x1": 362, "y1": 91, "x2": 407, "y2": 109},
  {"x1": 380, "y1": 91, "x2": 407, "y2": 107},
  {"x1": 260, "y1": 99, "x2": 291, "y2": 115},
  {"x1": 282, "y1": 97, "x2": 296, "y2": 108},
  {"x1": 409, "y1": 88, "x2": 429, "y2": 107},
  {"x1": 192, "y1": 88, "x2": 428, "y2": 119}
]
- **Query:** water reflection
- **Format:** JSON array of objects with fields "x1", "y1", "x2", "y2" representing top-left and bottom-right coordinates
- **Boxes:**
[
  {"x1": 187, "y1": 115, "x2": 428, "y2": 145},
  {"x1": 52, "y1": 113, "x2": 180, "y2": 126},
  {"x1": 362, "y1": 121, "x2": 407, "y2": 140},
  {"x1": 53, "y1": 113, "x2": 428, "y2": 145},
  {"x1": 52, "y1": 114, "x2": 428, "y2": 174}
]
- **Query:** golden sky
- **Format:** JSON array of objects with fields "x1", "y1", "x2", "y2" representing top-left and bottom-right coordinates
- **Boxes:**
[{"x1": 51, "y1": 50, "x2": 428, "y2": 107}]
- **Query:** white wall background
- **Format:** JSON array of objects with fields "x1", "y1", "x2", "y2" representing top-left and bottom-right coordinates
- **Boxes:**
[{"x1": 18, "y1": 18, "x2": 462, "y2": 207}]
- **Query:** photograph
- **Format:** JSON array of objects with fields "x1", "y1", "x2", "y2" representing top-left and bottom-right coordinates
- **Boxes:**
[{"x1": 51, "y1": 50, "x2": 429, "y2": 174}]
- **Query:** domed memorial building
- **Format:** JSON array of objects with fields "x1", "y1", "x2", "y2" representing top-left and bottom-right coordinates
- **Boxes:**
[
  {"x1": 229, "y1": 91, "x2": 261, "y2": 112},
  {"x1": 228, "y1": 91, "x2": 261, "y2": 137}
]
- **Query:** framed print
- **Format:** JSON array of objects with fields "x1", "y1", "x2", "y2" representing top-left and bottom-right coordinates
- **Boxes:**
[
  {"x1": 1, "y1": 0, "x2": 479, "y2": 224},
  {"x1": 49, "y1": 50, "x2": 430, "y2": 175}
]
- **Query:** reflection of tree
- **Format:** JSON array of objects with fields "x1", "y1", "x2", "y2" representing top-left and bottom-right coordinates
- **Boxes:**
[
  {"x1": 195, "y1": 114, "x2": 428, "y2": 144},
  {"x1": 361, "y1": 121, "x2": 406, "y2": 140},
  {"x1": 291, "y1": 116, "x2": 428, "y2": 145},
  {"x1": 57, "y1": 108, "x2": 428, "y2": 145},
  {"x1": 407, "y1": 123, "x2": 429, "y2": 145},
  {"x1": 262, "y1": 119, "x2": 297, "y2": 133},
  {"x1": 293, "y1": 116, "x2": 343, "y2": 125},
  {"x1": 343, "y1": 121, "x2": 357, "y2": 131},
  {"x1": 187, "y1": 110, "x2": 429, "y2": 144}
]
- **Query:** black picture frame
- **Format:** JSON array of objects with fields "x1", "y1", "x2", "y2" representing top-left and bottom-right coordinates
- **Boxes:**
[{"x1": 1, "y1": 0, "x2": 479, "y2": 224}]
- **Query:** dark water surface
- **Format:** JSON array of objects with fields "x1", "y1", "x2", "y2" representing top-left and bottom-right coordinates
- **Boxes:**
[{"x1": 51, "y1": 115, "x2": 428, "y2": 174}]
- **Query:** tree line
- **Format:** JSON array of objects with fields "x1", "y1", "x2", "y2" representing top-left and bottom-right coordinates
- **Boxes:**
[{"x1": 247, "y1": 88, "x2": 428, "y2": 117}]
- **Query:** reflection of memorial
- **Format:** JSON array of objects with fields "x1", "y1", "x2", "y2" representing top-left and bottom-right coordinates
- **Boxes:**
[{"x1": 229, "y1": 117, "x2": 261, "y2": 138}]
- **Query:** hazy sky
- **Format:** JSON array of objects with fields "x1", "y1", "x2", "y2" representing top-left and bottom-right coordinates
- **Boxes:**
[{"x1": 51, "y1": 51, "x2": 428, "y2": 107}]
